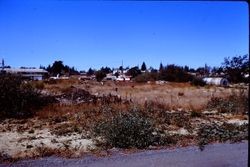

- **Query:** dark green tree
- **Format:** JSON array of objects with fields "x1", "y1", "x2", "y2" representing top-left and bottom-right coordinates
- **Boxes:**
[
  {"x1": 222, "y1": 55, "x2": 249, "y2": 83},
  {"x1": 141, "y1": 62, "x2": 147, "y2": 71},
  {"x1": 184, "y1": 65, "x2": 189, "y2": 72},
  {"x1": 158, "y1": 64, "x2": 193, "y2": 82},
  {"x1": 126, "y1": 66, "x2": 141, "y2": 78},
  {"x1": 50, "y1": 61, "x2": 64, "y2": 76},
  {"x1": 100, "y1": 66, "x2": 112, "y2": 74},
  {"x1": 159, "y1": 62, "x2": 163, "y2": 71},
  {"x1": 119, "y1": 66, "x2": 123, "y2": 71},
  {"x1": 87, "y1": 68, "x2": 95, "y2": 76},
  {"x1": 46, "y1": 61, "x2": 79, "y2": 76},
  {"x1": 114, "y1": 72, "x2": 119, "y2": 78},
  {"x1": 95, "y1": 70, "x2": 106, "y2": 82}
]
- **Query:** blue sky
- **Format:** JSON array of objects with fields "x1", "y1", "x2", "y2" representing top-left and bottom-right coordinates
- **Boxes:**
[{"x1": 0, "y1": 0, "x2": 248, "y2": 71}]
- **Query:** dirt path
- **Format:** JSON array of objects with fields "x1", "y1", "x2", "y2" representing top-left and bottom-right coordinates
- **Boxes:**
[{"x1": 2, "y1": 141, "x2": 248, "y2": 167}]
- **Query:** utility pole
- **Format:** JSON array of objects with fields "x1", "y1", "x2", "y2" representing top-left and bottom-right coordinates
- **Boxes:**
[
  {"x1": 122, "y1": 60, "x2": 123, "y2": 75},
  {"x1": 1, "y1": 58, "x2": 4, "y2": 72}
]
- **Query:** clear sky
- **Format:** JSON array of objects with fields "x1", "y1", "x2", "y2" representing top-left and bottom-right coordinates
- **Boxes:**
[{"x1": 0, "y1": 0, "x2": 248, "y2": 71}]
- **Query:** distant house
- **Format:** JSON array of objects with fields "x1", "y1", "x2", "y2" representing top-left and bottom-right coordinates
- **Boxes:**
[
  {"x1": 2, "y1": 68, "x2": 48, "y2": 80},
  {"x1": 203, "y1": 77, "x2": 229, "y2": 87},
  {"x1": 104, "y1": 75, "x2": 117, "y2": 81},
  {"x1": 116, "y1": 75, "x2": 131, "y2": 81},
  {"x1": 112, "y1": 69, "x2": 129, "y2": 75}
]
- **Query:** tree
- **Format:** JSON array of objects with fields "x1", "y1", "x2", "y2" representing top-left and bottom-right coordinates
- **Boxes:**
[
  {"x1": 100, "y1": 66, "x2": 112, "y2": 74},
  {"x1": 222, "y1": 55, "x2": 249, "y2": 83},
  {"x1": 87, "y1": 68, "x2": 95, "y2": 76},
  {"x1": 158, "y1": 64, "x2": 193, "y2": 82},
  {"x1": 184, "y1": 65, "x2": 189, "y2": 72},
  {"x1": 50, "y1": 61, "x2": 64, "y2": 76},
  {"x1": 196, "y1": 67, "x2": 207, "y2": 76},
  {"x1": 159, "y1": 62, "x2": 163, "y2": 71},
  {"x1": 39, "y1": 65, "x2": 46, "y2": 70},
  {"x1": 46, "y1": 61, "x2": 79, "y2": 76},
  {"x1": 141, "y1": 62, "x2": 147, "y2": 71},
  {"x1": 211, "y1": 67, "x2": 223, "y2": 76},
  {"x1": 95, "y1": 70, "x2": 106, "y2": 82},
  {"x1": 189, "y1": 68, "x2": 195, "y2": 73},
  {"x1": 149, "y1": 67, "x2": 158, "y2": 73},
  {"x1": 126, "y1": 66, "x2": 141, "y2": 78},
  {"x1": 119, "y1": 66, "x2": 123, "y2": 71},
  {"x1": 114, "y1": 72, "x2": 119, "y2": 78}
]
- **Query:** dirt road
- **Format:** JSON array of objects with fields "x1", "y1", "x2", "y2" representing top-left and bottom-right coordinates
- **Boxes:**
[{"x1": 2, "y1": 141, "x2": 248, "y2": 167}]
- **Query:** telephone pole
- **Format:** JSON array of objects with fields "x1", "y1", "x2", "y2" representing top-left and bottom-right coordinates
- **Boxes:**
[
  {"x1": 1, "y1": 58, "x2": 4, "y2": 72},
  {"x1": 122, "y1": 60, "x2": 123, "y2": 75}
]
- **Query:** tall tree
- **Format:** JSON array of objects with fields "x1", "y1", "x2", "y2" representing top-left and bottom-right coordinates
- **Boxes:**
[
  {"x1": 184, "y1": 65, "x2": 189, "y2": 72},
  {"x1": 100, "y1": 66, "x2": 112, "y2": 74},
  {"x1": 87, "y1": 68, "x2": 94, "y2": 76},
  {"x1": 50, "y1": 61, "x2": 64, "y2": 76},
  {"x1": 159, "y1": 62, "x2": 163, "y2": 71},
  {"x1": 141, "y1": 62, "x2": 147, "y2": 71},
  {"x1": 46, "y1": 61, "x2": 79, "y2": 76}
]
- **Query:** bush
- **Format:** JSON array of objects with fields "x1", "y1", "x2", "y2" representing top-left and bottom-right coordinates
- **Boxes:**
[
  {"x1": 190, "y1": 111, "x2": 202, "y2": 117},
  {"x1": 197, "y1": 122, "x2": 248, "y2": 150},
  {"x1": 93, "y1": 112, "x2": 155, "y2": 149},
  {"x1": 31, "y1": 81, "x2": 45, "y2": 90},
  {"x1": 134, "y1": 72, "x2": 158, "y2": 83},
  {"x1": 191, "y1": 78, "x2": 206, "y2": 86},
  {"x1": 0, "y1": 73, "x2": 54, "y2": 119},
  {"x1": 95, "y1": 70, "x2": 106, "y2": 82},
  {"x1": 207, "y1": 91, "x2": 248, "y2": 114}
]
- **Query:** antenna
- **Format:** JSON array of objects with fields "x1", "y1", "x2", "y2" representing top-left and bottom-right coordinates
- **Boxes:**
[{"x1": 122, "y1": 60, "x2": 123, "y2": 75}]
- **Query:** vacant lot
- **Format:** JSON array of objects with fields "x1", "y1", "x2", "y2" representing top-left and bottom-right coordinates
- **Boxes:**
[{"x1": 0, "y1": 78, "x2": 248, "y2": 162}]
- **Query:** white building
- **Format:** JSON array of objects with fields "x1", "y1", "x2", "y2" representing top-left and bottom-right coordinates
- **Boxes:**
[
  {"x1": 203, "y1": 77, "x2": 229, "y2": 87},
  {"x1": 116, "y1": 75, "x2": 131, "y2": 81},
  {"x1": 2, "y1": 68, "x2": 48, "y2": 80}
]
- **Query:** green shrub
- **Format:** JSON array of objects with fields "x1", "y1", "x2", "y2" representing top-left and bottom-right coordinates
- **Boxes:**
[
  {"x1": 197, "y1": 122, "x2": 248, "y2": 150},
  {"x1": 93, "y1": 112, "x2": 155, "y2": 148},
  {"x1": 0, "y1": 73, "x2": 55, "y2": 119}
]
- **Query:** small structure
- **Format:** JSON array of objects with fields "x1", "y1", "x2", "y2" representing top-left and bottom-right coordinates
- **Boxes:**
[
  {"x1": 104, "y1": 75, "x2": 117, "y2": 81},
  {"x1": 203, "y1": 77, "x2": 229, "y2": 87},
  {"x1": 3, "y1": 68, "x2": 48, "y2": 80},
  {"x1": 116, "y1": 75, "x2": 131, "y2": 81}
]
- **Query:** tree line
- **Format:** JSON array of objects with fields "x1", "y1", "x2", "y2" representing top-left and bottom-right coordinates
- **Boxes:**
[{"x1": 43, "y1": 54, "x2": 249, "y2": 83}]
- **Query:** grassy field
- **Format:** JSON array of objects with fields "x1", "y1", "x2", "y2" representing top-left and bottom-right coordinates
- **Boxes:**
[{"x1": 0, "y1": 78, "x2": 248, "y2": 162}]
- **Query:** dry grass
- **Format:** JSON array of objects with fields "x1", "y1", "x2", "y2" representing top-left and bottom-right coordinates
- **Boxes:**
[
  {"x1": 0, "y1": 79, "x2": 248, "y2": 162},
  {"x1": 74, "y1": 81, "x2": 239, "y2": 110}
]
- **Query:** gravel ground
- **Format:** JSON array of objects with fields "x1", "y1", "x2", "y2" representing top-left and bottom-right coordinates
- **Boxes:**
[{"x1": 1, "y1": 141, "x2": 248, "y2": 167}]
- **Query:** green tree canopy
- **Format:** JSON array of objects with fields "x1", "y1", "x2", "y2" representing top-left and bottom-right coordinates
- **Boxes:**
[{"x1": 222, "y1": 55, "x2": 249, "y2": 83}]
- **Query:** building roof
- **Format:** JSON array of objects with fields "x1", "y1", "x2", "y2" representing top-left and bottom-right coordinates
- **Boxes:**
[{"x1": 3, "y1": 68, "x2": 48, "y2": 73}]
